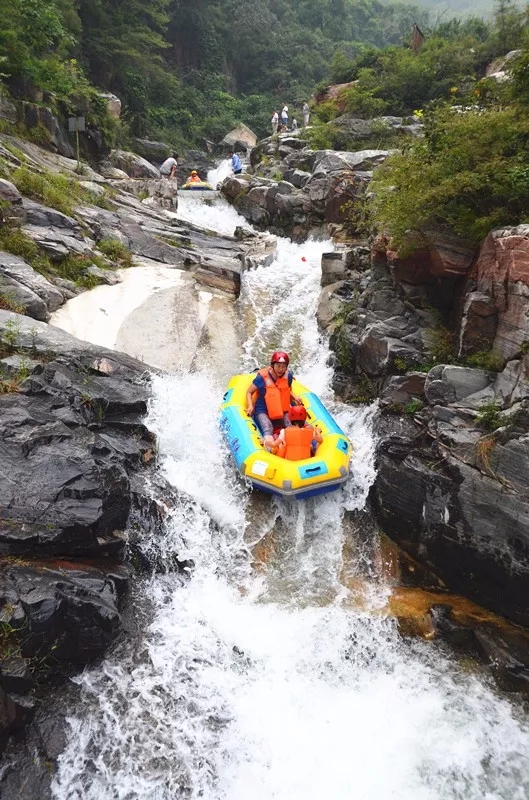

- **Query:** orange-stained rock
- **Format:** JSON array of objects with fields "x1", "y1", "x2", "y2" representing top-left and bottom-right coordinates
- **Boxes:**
[
  {"x1": 386, "y1": 234, "x2": 475, "y2": 284},
  {"x1": 463, "y1": 227, "x2": 529, "y2": 359},
  {"x1": 313, "y1": 81, "x2": 358, "y2": 108}
]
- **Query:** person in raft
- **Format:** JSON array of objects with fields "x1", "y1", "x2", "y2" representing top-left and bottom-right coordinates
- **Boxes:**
[
  {"x1": 246, "y1": 351, "x2": 303, "y2": 445},
  {"x1": 187, "y1": 169, "x2": 202, "y2": 183},
  {"x1": 271, "y1": 405, "x2": 323, "y2": 461}
]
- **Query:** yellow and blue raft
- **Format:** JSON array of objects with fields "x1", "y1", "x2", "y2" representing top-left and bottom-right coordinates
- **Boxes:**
[
  {"x1": 220, "y1": 373, "x2": 352, "y2": 499},
  {"x1": 179, "y1": 180, "x2": 215, "y2": 192}
]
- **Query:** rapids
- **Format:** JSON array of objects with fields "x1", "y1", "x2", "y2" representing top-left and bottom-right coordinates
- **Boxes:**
[{"x1": 51, "y1": 191, "x2": 529, "y2": 800}]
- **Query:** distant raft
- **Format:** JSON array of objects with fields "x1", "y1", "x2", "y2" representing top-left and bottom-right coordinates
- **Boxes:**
[
  {"x1": 179, "y1": 180, "x2": 216, "y2": 199},
  {"x1": 220, "y1": 373, "x2": 352, "y2": 499}
]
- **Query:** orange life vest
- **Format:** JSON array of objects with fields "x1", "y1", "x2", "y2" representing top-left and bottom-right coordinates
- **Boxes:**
[
  {"x1": 256, "y1": 367, "x2": 291, "y2": 420},
  {"x1": 277, "y1": 425, "x2": 314, "y2": 461},
  {"x1": 189, "y1": 175, "x2": 201, "y2": 183}
]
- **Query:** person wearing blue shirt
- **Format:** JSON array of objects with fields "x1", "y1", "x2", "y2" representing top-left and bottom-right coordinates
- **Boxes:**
[{"x1": 227, "y1": 150, "x2": 243, "y2": 175}]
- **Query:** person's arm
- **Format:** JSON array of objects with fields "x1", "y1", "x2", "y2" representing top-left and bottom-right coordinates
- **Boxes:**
[
  {"x1": 312, "y1": 425, "x2": 323, "y2": 444},
  {"x1": 270, "y1": 429, "x2": 285, "y2": 456},
  {"x1": 246, "y1": 381, "x2": 258, "y2": 415},
  {"x1": 288, "y1": 372, "x2": 302, "y2": 406},
  {"x1": 290, "y1": 390, "x2": 303, "y2": 405}
]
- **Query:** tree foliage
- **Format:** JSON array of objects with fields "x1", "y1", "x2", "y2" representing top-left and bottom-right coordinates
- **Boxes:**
[
  {"x1": 0, "y1": 0, "x2": 526, "y2": 150},
  {"x1": 370, "y1": 82, "x2": 529, "y2": 247}
]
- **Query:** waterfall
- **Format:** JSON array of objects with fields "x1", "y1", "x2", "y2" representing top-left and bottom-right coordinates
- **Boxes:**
[{"x1": 51, "y1": 196, "x2": 529, "y2": 800}]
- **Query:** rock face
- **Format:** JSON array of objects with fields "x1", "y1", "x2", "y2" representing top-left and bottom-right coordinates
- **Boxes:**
[
  {"x1": 0, "y1": 251, "x2": 64, "y2": 320},
  {"x1": 371, "y1": 361, "x2": 529, "y2": 627},
  {"x1": 221, "y1": 136, "x2": 392, "y2": 240},
  {"x1": 107, "y1": 150, "x2": 161, "y2": 179},
  {"x1": 0, "y1": 133, "x2": 279, "y2": 315},
  {"x1": 0, "y1": 312, "x2": 164, "y2": 751},
  {"x1": 100, "y1": 92, "x2": 122, "y2": 119},
  {"x1": 19, "y1": 103, "x2": 74, "y2": 159},
  {"x1": 460, "y1": 227, "x2": 529, "y2": 360},
  {"x1": 320, "y1": 226, "x2": 529, "y2": 629}
]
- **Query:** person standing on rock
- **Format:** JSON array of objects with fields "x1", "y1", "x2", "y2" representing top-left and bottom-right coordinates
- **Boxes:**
[
  {"x1": 271, "y1": 111, "x2": 279, "y2": 134},
  {"x1": 302, "y1": 102, "x2": 310, "y2": 127},
  {"x1": 281, "y1": 105, "x2": 289, "y2": 130},
  {"x1": 159, "y1": 152, "x2": 179, "y2": 179},
  {"x1": 227, "y1": 150, "x2": 243, "y2": 175}
]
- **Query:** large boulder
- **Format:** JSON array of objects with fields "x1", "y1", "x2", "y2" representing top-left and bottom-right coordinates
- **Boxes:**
[
  {"x1": 221, "y1": 124, "x2": 258, "y2": 151},
  {"x1": 99, "y1": 92, "x2": 122, "y2": 119},
  {"x1": 107, "y1": 150, "x2": 160, "y2": 179},
  {"x1": 385, "y1": 233, "x2": 476, "y2": 284},
  {"x1": 0, "y1": 179, "x2": 21, "y2": 205},
  {"x1": 0, "y1": 312, "x2": 155, "y2": 559},
  {"x1": 486, "y1": 49, "x2": 522, "y2": 82},
  {"x1": 424, "y1": 365, "x2": 494, "y2": 406},
  {"x1": 132, "y1": 139, "x2": 170, "y2": 163},
  {"x1": 0, "y1": 251, "x2": 64, "y2": 318}
]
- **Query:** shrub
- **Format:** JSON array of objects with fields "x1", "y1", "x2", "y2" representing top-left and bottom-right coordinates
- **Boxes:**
[
  {"x1": 465, "y1": 350, "x2": 504, "y2": 371},
  {"x1": 370, "y1": 104, "x2": 529, "y2": 249},
  {"x1": 427, "y1": 325, "x2": 456, "y2": 363},
  {"x1": 56, "y1": 255, "x2": 103, "y2": 288},
  {"x1": 475, "y1": 401, "x2": 502, "y2": 432},
  {"x1": 0, "y1": 291, "x2": 25, "y2": 314},
  {"x1": 11, "y1": 168, "x2": 74, "y2": 216},
  {"x1": 404, "y1": 398, "x2": 424, "y2": 414},
  {"x1": 305, "y1": 122, "x2": 335, "y2": 151},
  {"x1": 0, "y1": 228, "x2": 38, "y2": 262},
  {"x1": 475, "y1": 435, "x2": 497, "y2": 475},
  {"x1": 97, "y1": 239, "x2": 134, "y2": 267}
]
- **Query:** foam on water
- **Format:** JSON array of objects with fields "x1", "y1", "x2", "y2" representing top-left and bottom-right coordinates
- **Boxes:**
[
  {"x1": 176, "y1": 189, "x2": 246, "y2": 237},
  {"x1": 52, "y1": 197, "x2": 529, "y2": 800}
]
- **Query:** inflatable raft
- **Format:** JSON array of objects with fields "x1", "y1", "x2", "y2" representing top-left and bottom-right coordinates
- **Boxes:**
[
  {"x1": 220, "y1": 373, "x2": 352, "y2": 499},
  {"x1": 179, "y1": 180, "x2": 216, "y2": 199}
]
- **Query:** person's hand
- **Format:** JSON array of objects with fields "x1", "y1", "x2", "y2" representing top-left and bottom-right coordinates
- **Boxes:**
[{"x1": 246, "y1": 402, "x2": 254, "y2": 415}]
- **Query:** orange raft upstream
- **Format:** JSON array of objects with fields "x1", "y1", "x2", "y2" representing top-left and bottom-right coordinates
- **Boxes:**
[{"x1": 219, "y1": 373, "x2": 353, "y2": 499}]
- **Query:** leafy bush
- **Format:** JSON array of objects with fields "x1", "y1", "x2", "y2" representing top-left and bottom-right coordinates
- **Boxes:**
[
  {"x1": 0, "y1": 227, "x2": 38, "y2": 262},
  {"x1": 404, "y1": 398, "x2": 424, "y2": 414},
  {"x1": 97, "y1": 238, "x2": 134, "y2": 267},
  {"x1": 370, "y1": 103, "x2": 529, "y2": 248},
  {"x1": 465, "y1": 350, "x2": 504, "y2": 371},
  {"x1": 475, "y1": 401, "x2": 502, "y2": 432},
  {"x1": 305, "y1": 122, "x2": 335, "y2": 151},
  {"x1": 11, "y1": 168, "x2": 74, "y2": 216},
  {"x1": 56, "y1": 255, "x2": 102, "y2": 288},
  {"x1": 0, "y1": 290, "x2": 24, "y2": 314}
]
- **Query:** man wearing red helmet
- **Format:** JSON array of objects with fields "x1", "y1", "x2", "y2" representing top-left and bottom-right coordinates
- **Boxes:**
[
  {"x1": 246, "y1": 351, "x2": 303, "y2": 442},
  {"x1": 272, "y1": 405, "x2": 323, "y2": 461}
]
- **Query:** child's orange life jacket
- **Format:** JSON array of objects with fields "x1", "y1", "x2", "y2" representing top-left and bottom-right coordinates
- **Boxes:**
[{"x1": 276, "y1": 425, "x2": 314, "y2": 461}]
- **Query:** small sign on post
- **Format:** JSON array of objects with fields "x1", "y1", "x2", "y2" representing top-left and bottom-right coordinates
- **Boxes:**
[{"x1": 68, "y1": 116, "x2": 86, "y2": 171}]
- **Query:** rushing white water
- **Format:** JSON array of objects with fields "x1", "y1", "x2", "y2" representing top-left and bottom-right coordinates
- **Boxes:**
[{"x1": 52, "y1": 196, "x2": 529, "y2": 800}]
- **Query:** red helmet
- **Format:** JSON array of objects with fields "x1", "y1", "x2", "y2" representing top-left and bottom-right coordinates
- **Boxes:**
[
  {"x1": 288, "y1": 405, "x2": 307, "y2": 422},
  {"x1": 270, "y1": 351, "x2": 289, "y2": 366}
]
